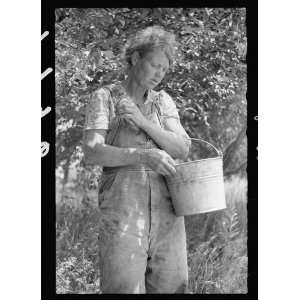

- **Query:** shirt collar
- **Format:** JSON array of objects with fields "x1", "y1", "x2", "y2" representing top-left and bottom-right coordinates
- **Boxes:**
[
  {"x1": 144, "y1": 89, "x2": 158, "y2": 105},
  {"x1": 117, "y1": 83, "x2": 157, "y2": 106}
]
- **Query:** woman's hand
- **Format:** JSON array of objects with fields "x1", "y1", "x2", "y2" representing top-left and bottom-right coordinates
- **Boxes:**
[
  {"x1": 139, "y1": 148, "x2": 177, "y2": 176},
  {"x1": 117, "y1": 99, "x2": 148, "y2": 129}
]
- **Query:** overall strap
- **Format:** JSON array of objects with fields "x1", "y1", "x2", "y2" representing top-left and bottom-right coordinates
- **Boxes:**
[
  {"x1": 153, "y1": 99, "x2": 163, "y2": 128},
  {"x1": 102, "y1": 85, "x2": 122, "y2": 146}
]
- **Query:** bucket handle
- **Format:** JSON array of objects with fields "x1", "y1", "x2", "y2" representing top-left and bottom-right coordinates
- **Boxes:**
[{"x1": 188, "y1": 137, "x2": 223, "y2": 158}]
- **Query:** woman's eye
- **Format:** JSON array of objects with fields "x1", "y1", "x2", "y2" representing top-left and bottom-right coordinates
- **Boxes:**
[{"x1": 150, "y1": 62, "x2": 167, "y2": 73}]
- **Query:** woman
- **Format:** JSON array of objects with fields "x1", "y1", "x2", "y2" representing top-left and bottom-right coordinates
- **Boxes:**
[{"x1": 83, "y1": 26, "x2": 191, "y2": 294}]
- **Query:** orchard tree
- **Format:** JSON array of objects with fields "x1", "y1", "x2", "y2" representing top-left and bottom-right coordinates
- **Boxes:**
[{"x1": 55, "y1": 8, "x2": 247, "y2": 191}]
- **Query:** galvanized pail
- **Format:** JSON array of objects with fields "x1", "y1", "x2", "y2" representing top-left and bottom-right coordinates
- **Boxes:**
[{"x1": 166, "y1": 138, "x2": 226, "y2": 216}]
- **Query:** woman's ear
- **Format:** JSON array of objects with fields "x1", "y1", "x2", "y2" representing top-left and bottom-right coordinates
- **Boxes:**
[{"x1": 131, "y1": 51, "x2": 140, "y2": 66}]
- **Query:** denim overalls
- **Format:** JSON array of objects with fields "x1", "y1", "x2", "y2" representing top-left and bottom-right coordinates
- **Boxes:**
[{"x1": 97, "y1": 84, "x2": 188, "y2": 293}]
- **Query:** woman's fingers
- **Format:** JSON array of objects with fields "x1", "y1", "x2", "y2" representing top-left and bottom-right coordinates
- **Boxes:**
[
  {"x1": 167, "y1": 155, "x2": 176, "y2": 167},
  {"x1": 118, "y1": 100, "x2": 136, "y2": 111},
  {"x1": 119, "y1": 112, "x2": 133, "y2": 120},
  {"x1": 118, "y1": 98, "x2": 134, "y2": 106},
  {"x1": 159, "y1": 165, "x2": 176, "y2": 176},
  {"x1": 118, "y1": 107, "x2": 131, "y2": 114},
  {"x1": 146, "y1": 150, "x2": 177, "y2": 176},
  {"x1": 118, "y1": 106, "x2": 136, "y2": 116},
  {"x1": 163, "y1": 162, "x2": 177, "y2": 175},
  {"x1": 156, "y1": 165, "x2": 169, "y2": 176},
  {"x1": 119, "y1": 113, "x2": 137, "y2": 128},
  {"x1": 157, "y1": 160, "x2": 176, "y2": 176},
  {"x1": 161, "y1": 152, "x2": 176, "y2": 167}
]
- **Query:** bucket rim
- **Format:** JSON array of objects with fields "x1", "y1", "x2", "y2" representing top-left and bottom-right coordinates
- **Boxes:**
[
  {"x1": 175, "y1": 206, "x2": 227, "y2": 216},
  {"x1": 175, "y1": 156, "x2": 223, "y2": 167},
  {"x1": 167, "y1": 172, "x2": 224, "y2": 185}
]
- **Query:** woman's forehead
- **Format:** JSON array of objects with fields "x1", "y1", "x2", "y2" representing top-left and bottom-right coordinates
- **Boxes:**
[{"x1": 144, "y1": 49, "x2": 169, "y2": 66}]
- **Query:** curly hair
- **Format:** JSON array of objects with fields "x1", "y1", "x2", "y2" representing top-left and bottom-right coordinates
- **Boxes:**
[{"x1": 122, "y1": 26, "x2": 177, "y2": 68}]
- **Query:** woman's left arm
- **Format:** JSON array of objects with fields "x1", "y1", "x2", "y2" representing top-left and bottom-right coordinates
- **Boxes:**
[
  {"x1": 118, "y1": 98, "x2": 190, "y2": 160},
  {"x1": 141, "y1": 117, "x2": 191, "y2": 160}
]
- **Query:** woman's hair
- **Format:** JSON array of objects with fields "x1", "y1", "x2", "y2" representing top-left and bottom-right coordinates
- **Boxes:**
[{"x1": 122, "y1": 26, "x2": 177, "y2": 68}]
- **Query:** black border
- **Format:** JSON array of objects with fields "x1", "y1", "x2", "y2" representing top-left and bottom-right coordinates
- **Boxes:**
[{"x1": 42, "y1": 1, "x2": 257, "y2": 298}]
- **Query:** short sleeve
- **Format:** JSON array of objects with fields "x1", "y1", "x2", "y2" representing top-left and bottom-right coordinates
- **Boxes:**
[
  {"x1": 84, "y1": 88, "x2": 111, "y2": 130},
  {"x1": 158, "y1": 90, "x2": 180, "y2": 120},
  {"x1": 157, "y1": 90, "x2": 190, "y2": 142}
]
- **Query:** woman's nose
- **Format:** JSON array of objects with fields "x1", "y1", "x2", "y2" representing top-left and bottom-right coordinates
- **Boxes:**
[{"x1": 155, "y1": 69, "x2": 163, "y2": 80}]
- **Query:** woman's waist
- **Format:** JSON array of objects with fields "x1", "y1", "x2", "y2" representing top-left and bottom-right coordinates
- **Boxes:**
[{"x1": 103, "y1": 164, "x2": 153, "y2": 174}]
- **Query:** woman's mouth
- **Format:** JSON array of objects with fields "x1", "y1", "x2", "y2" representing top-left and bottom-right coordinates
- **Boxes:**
[{"x1": 151, "y1": 79, "x2": 159, "y2": 84}]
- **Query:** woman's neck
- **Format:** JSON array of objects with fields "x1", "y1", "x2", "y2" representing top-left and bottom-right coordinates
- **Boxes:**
[{"x1": 121, "y1": 75, "x2": 148, "y2": 105}]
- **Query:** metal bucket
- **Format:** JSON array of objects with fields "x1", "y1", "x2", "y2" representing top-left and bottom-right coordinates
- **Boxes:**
[{"x1": 166, "y1": 138, "x2": 226, "y2": 216}]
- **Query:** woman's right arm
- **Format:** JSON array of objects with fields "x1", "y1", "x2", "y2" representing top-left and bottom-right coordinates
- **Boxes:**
[
  {"x1": 83, "y1": 87, "x2": 142, "y2": 167},
  {"x1": 83, "y1": 129, "x2": 177, "y2": 176},
  {"x1": 83, "y1": 87, "x2": 176, "y2": 175},
  {"x1": 83, "y1": 129, "x2": 142, "y2": 167}
]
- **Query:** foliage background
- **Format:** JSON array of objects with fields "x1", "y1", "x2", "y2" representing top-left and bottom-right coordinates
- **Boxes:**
[{"x1": 55, "y1": 8, "x2": 248, "y2": 294}]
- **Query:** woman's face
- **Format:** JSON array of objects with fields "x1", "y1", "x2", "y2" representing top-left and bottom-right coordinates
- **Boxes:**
[{"x1": 132, "y1": 48, "x2": 170, "y2": 89}]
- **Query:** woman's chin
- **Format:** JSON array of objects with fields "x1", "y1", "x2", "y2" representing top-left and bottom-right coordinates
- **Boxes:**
[{"x1": 148, "y1": 82, "x2": 158, "y2": 89}]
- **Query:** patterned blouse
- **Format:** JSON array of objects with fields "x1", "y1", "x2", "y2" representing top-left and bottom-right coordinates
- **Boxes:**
[{"x1": 84, "y1": 83, "x2": 181, "y2": 131}]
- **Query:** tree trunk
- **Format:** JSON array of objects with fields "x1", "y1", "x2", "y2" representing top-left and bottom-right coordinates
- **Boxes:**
[
  {"x1": 224, "y1": 160, "x2": 247, "y2": 177},
  {"x1": 61, "y1": 156, "x2": 71, "y2": 202},
  {"x1": 223, "y1": 125, "x2": 247, "y2": 172}
]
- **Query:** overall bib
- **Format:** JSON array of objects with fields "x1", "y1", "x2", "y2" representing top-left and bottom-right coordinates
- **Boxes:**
[{"x1": 97, "y1": 85, "x2": 188, "y2": 294}]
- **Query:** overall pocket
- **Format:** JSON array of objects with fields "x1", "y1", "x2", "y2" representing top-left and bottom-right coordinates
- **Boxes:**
[{"x1": 98, "y1": 172, "x2": 119, "y2": 207}]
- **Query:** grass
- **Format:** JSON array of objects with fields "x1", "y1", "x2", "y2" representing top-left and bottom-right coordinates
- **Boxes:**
[{"x1": 56, "y1": 176, "x2": 247, "y2": 294}]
